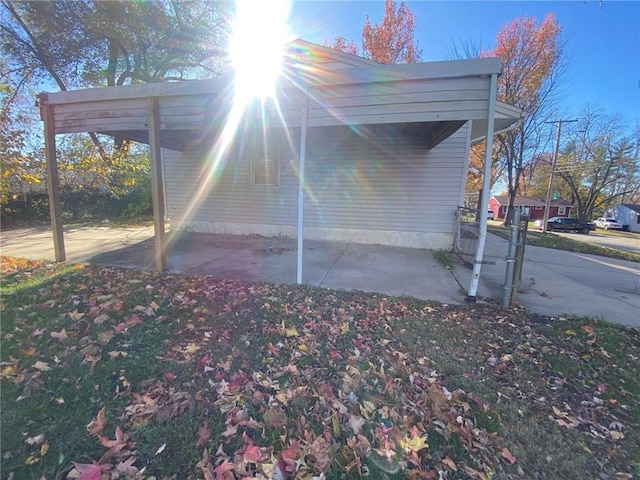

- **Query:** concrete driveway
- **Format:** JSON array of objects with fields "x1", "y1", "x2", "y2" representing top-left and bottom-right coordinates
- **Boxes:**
[{"x1": 1, "y1": 225, "x2": 638, "y2": 327}]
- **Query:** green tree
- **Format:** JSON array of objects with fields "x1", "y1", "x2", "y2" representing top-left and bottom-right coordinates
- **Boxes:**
[
  {"x1": 2, "y1": 1, "x2": 230, "y2": 91},
  {"x1": 0, "y1": 82, "x2": 44, "y2": 205},
  {"x1": 1, "y1": 0, "x2": 230, "y2": 200},
  {"x1": 553, "y1": 109, "x2": 640, "y2": 221}
]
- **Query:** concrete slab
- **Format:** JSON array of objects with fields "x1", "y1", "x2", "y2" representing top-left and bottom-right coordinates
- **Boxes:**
[
  {"x1": 1, "y1": 226, "x2": 638, "y2": 328},
  {"x1": 451, "y1": 233, "x2": 640, "y2": 328},
  {"x1": 324, "y1": 243, "x2": 463, "y2": 304}
]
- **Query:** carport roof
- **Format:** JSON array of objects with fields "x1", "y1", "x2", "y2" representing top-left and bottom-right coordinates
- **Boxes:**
[{"x1": 38, "y1": 39, "x2": 521, "y2": 152}]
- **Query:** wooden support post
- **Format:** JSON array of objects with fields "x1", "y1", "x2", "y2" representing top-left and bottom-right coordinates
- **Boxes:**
[
  {"x1": 147, "y1": 97, "x2": 166, "y2": 271},
  {"x1": 41, "y1": 101, "x2": 66, "y2": 262}
]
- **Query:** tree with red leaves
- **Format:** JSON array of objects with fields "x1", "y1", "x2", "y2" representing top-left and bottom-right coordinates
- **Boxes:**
[{"x1": 327, "y1": 0, "x2": 421, "y2": 64}]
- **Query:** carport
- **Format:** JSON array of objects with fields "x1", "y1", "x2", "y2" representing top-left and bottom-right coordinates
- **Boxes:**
[{"x1": 37, "y1": 39, "x2": 520, "y2": 299}]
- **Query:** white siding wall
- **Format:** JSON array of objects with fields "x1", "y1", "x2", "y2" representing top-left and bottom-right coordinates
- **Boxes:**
[{"x1": 164, "y1": 123, "x2": 469, "y2": 249}]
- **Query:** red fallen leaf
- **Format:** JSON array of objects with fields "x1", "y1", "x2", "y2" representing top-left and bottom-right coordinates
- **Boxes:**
[
  {"x1": 213, "y1": 460, "x2": 235, "y2": 479},
  {"x1": 126, "y1": 314, "x2": 143, "y2": 326},
  {"x1": 243, "y1": 443, "x2": 261, "y2": 463},
  {"x1": 196, "y1": 424, "x2": 211, "y2": 447},
  {"x1": 501, "y1": 447, "x2": 517, "y2": 464},
  {"x1": 267, "y1": 342, "x2": 280, "y2": 357},
  {"x1": 113, "y1": 323, "x2": 127, "y2": 333},
  {"x1": 597, "y1": 383, "x2": 607, "y2": 392},
  {"x1": 71, "y1": 461, "x2": 104, "y2": 480},
  {"x1": 441, "y1": 456, "x2": 457, "y2": 471},
  {"x1": 279, "y1": 442, "x2": 302, "y2": 473},
  {"x1": 100, "y1": 426, "x2": 128, "y2": 450},
  {"x1": 164, "y1": 372, "x2": 176, "y2": 381},
  {"x1": 197, "y1": 354, "x2": 210, "y2": 372}
]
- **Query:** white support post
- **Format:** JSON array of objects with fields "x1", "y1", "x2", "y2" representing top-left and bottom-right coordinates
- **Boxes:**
[
  {"x1": 467, "y1": 73, "x2": 498, "y2": 300},
  {"x1": 147, "y1": 96, "x2": 167, "y2": 271},
  {"x1": 296, "y1": 90, "x2": 310, "y2": 284}
]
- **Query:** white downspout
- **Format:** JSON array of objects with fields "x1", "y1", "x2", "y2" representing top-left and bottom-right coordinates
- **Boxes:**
[
  {"x1": 467, "y1": 73, "x2": 498, "y2": 300},
  {"x1": 296, "y1": 90, "x2": 309, "y2": 284}
]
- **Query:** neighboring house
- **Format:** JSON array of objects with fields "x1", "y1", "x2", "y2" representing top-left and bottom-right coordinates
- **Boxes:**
[
  {"x1": 37, "y1": 39, "x2": 521, "y2": 276},
  {"x1": 488, "y1": 195, "x2": 573, "y2": 220},
  {"x1": 612, "y1": 204, "x2": 640, "y2": 232}
]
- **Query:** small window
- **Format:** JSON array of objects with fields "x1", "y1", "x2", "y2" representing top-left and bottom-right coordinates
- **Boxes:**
[
  {"x1": 558, "y1": 206, "x2": 566, "y2": 215},
  {"x1": 246, "y1": 129, "x2": 284, "y2": 187},
  {"x1": 535, "y1": 206, "x2": 543, "y2": 210},
  {"x1": 252, "y1": 155, "x2": 279, "y2": 187}
]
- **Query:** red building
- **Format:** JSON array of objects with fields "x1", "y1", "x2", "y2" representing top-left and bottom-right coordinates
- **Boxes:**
[{"x1": 488, "y1": 195, "x2": 573, "y2": 220}]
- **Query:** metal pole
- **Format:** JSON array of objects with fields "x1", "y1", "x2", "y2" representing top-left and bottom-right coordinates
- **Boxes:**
[
  {"x1": 511, "y1": 214, "x2": 527, "y2": 306},
  {"x1": 502, "y1": 209, "x2": 520, "y2": 307},
  {"x1": 467, "y1": 73, "x2": 498, "y2": 300},
  {"x1": 542, "y1": 119, "x2": 577, "y2": 233},
  {"x1": 296, "y1": 90, "x2": 309, "y2": 284}
]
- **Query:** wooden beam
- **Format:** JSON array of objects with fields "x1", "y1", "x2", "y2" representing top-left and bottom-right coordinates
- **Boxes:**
[
  {"x1": 147, "y1": 97, "x2": 166, "y2": 271},
  {"x1": 41, "y1": 103, "x2": 66, "y2": 262}
]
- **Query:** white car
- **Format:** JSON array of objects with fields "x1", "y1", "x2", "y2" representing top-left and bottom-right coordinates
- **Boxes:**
[{"x1": 593, "y1": 217, "x2": 623, "y2": 230}]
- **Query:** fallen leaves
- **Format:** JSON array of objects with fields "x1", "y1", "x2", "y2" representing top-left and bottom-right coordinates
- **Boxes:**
[
  {"x1": 2, "y1": 259, "x2": 638, "y2": 479},
  {"x1": 33, "y1": 361, "x2": 51, "y2": 372},
  {"x1": 69, "y1": 461, "x2": 105, "y2": 480},
  {"x1": 501, "y1": 447, "x2": 517, "y2": 464},
  {"x1": 50, "y1": 328, "x2": 68, "y2": 340},
  {"x1": 87, "y1": 407, "x2": 107, "y2": 436},
  {"x1": 401, "y1": 431, "x2": 429, "y2": 453}
]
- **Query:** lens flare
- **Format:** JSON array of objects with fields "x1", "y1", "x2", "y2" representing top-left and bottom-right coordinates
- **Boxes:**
[{"x1": 230, "y1": 0, "x2": 290, "y2": 103}]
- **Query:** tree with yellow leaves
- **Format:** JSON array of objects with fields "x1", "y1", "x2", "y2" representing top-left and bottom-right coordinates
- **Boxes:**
[{"x1": 466, "y1": 14, "x2": 565, "y2": 223}]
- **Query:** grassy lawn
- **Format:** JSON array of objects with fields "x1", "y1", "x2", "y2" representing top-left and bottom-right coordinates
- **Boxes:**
[
  {"x1": 1, "y1": 256, "x2": 638, "y2": 480},
  {"x1": 488, "y1": 224, "x2": 640, "y2": 263}
]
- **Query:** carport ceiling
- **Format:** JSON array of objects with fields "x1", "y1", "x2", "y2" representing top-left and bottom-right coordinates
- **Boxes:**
[{"x1": 97, "y1": 120, "x2": 467, "y2": 153}]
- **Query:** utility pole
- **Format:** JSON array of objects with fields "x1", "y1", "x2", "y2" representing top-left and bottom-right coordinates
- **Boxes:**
[{"x1": 541, "y1": 119, "x2": 577, "y2": 233}]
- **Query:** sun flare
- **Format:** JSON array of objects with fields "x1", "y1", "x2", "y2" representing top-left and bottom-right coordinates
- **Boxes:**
[{"x1": 230, "y1": 0, "x2": 291, "y2": 103}]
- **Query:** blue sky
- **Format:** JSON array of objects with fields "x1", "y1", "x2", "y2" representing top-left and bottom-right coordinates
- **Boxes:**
[{"x1": 288, "y1": 0, "x2": 640, "y2": 129}]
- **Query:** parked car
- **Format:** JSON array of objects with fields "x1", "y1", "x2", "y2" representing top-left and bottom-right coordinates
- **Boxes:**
[
  {"x1": 593, "y1": 217, "x2": 623, "y2": 230},
  {"x1": 487, "y1": 210, "x2": 495, "y2": 220},
  {"x1": 544, "y1": 217, "x2": 595, "y2": 234}
]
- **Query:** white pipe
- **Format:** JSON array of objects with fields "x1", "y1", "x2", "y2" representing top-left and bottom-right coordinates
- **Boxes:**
[
  {"x1": 296, "y1": 90, "x2": 309, "y2": 284},
  {"x1": 468, "y1": 73, "x2": 498, "y2": 300}
]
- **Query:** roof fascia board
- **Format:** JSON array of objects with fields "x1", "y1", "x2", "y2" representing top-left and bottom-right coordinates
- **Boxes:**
[
  {"x1": 39, "y1": 75, "x2": 232, "y2": 105},
  {"x1": 292, "y1": 57, "x2": 503, "y2": 89},
  {"x1": 495, "y1": 101, "x2": 523, "y2": 119}
]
